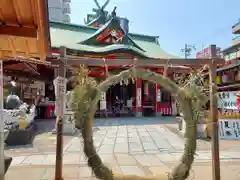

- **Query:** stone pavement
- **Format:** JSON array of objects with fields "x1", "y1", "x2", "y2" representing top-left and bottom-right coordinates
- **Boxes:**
[
  {"x1": 5, "y1": 162, "x2": 240, "y2": 180},
  {"x1": 4, "y1": 118, "x2": 240, "y2": 179},
  {"x1": 5, "y1": 120, "x2": 74, "y2": 157},
  {"x1": 165, "y1": 122, "x2": 240, "y2": 152}
]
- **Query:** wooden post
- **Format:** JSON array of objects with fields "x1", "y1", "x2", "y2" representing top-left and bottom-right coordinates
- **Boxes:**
[
  {"x1": 209, "y1": 45, "x2": 220, "y2": 180},
  {"x1": 54, "y1": 47, "x2": 66, "y2": 180},
  {"x1": 0, "y1": 60, "x2": 4, "y2": 180}
]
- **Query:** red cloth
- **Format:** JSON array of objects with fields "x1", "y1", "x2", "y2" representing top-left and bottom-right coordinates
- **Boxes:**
[
  {"x1": 237, "y1": 96, "x2": 240, "y2": 110},
  {"x1": 45, "y1": 105, "x2": 55, "y2": 119}
]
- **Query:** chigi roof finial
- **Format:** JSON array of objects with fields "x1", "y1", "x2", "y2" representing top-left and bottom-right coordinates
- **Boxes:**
[{"x1": 111, "y1": 6, "x2": 117, "y2": 17}]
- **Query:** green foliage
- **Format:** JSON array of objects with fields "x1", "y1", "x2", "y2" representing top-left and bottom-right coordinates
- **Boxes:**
[
  {"x1": 71, "y1": 67, "x2": 98, "y2": 129},
  {"x1": 177, "y1": 71, "x2": 208, "y2": 123}
]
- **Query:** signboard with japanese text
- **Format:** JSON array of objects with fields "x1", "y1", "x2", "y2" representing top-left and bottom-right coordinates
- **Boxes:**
[
  {"x1": 53, "y1": 76, "x2": 67, "y2": 116},
  {"x1": 137, "y1": 88, "x2": 141, "y2": 107},
  {"x1": 217, "y1": 91, "x2": 240, "y2": 110},
  {"x1": 219, "y1": 119, "x2": 240, "y2": 140}
]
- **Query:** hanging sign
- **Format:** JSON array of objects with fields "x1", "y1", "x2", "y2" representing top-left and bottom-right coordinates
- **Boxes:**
[
  {"x1": 53, "y1": 77, "x2": 66, "y2": 97},
  {"x1": 219, "y1": 119, "x2": 240, "y2": 140},
  {"x1": 53, "y1": 76, "x2": 67, "y2": 116},
  {"x1": 137, "y1": 88, "x2": 141, "y2": 107},
  {"x1": 217, "y1": 91, "x2": 240, "y2": 110},
  {"x1": 100, "y1": 92, "x2": 106, "y2": 101}
]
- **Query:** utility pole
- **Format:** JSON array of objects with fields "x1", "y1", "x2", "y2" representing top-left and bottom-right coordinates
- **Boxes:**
[{"x1": 181, "y1": 44, "x2": 196, "y2": 59}]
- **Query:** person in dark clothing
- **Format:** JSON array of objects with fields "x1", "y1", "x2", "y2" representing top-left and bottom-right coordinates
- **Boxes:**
[
  {"x1": 36, "y1": 90, "x2": 47, "y2": 119},
  {"x1": 113, "y1": 96, "x2": 123, "y2": 117}
]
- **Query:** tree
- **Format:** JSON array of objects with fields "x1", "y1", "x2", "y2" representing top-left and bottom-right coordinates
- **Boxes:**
[{"x1": 69, "y1": 67, "x2": 208, "y2": 180}]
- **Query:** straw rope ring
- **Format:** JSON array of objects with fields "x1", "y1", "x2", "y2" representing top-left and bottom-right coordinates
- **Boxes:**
[{"x1": 71, "y1": 68, "x2": 200, "y2": 180}]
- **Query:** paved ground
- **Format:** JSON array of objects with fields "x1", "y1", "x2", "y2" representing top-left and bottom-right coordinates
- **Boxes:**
[
  {"x1": 4, "y1": 117, "x2": 240, "y2": 180},
  {"x1": 5, "y1": 120, "x2": 73, "y2": 157},
  {"x1": 165, "y1": 122, "x2": 240, "y2": 152}
]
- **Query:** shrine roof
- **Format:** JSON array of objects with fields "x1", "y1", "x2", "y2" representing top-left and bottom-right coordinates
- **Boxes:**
[
  {"x1": 78, "y1": 17, "x2": 145, "y2": 52},
  {"x1": 49, "y1": 21, "x2": 179, "y2": 59}
]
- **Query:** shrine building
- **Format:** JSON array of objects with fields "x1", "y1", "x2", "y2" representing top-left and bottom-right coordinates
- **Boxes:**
[{"x1": 49, "y1": 4, "x2": 187, "y2": 117}]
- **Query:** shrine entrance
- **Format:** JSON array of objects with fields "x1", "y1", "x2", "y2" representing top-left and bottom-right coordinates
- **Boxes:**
[
  {"x1": 104, "y1": 80, "x2": 157, "y2": 117},
  {"x1": 142, "y1": 80, "x2": 156, "y2": 117},
  {"x1": 106, "y1": 79, "x2": 134, "y2": 117}
]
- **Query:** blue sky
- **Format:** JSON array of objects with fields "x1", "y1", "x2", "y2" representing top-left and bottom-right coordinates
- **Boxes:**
[{"x1": 70, "y1": 0, "x2": 240, "y2": 57}]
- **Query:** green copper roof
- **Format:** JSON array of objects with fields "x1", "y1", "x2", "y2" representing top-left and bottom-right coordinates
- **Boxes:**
[{"x1": 49, "y1": 21, "x2": 178, "y2": 59}]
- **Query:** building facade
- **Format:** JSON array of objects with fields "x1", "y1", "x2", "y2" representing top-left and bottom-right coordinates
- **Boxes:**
[
  {"x1": 48, "y1": 0, "x2": 71, "y2": 23},
  {"x1": 222, "y1": 20, "x2": 240, "y2": 62},
  {"x1": 200, "y1": 19, "x2": 240, "y2": 92}
]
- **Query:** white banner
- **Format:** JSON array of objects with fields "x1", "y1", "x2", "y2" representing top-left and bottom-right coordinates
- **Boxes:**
[
  {"x1": 157, "y1": 89, "x2": 161, "y2": 102},
  {"x1": 137, "y1": 88, "x2": 141, "y2": 107},
  {"x1": 100, "y1": 92, "x2": 106, "y2": 110}
]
